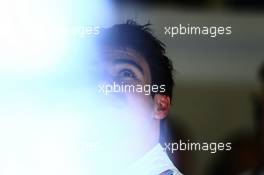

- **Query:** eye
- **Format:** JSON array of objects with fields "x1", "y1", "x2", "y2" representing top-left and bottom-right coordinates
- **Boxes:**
[{"x1": 118, "y1": 69, "x2": 137, "y2": 80}]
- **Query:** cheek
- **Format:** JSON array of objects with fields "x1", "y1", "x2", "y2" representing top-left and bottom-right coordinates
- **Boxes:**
[
  {"x1": 123, "y1": 94, "x2": 156, "y2": 144},
  {"x1": 126, "y1": 93, "x2": 154, "y2": 118}
]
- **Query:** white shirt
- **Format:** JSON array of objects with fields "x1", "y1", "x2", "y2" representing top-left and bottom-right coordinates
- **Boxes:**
[{"x1": 127, "y1": 144, "x2": 183, "y2": 175}]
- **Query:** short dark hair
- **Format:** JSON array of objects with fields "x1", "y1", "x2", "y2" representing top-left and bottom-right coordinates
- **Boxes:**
[{"x1": 97, "y1": 20, "x2": 174, "y2": 98}]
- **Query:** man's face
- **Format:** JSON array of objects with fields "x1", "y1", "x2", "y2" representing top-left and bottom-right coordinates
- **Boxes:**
[
  {"x1": 94, "y1": 47, "x2": 159, "y2": 161},
  {"x1": 98, "y1": 47, "x2": 155, "y2": 118},
  {"x1": 86, "y1": 44, "x2": 171, "y2": 172}
]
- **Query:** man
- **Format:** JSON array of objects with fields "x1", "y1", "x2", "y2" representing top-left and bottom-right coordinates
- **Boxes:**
[{"x1": 92, "y1": 20, "x2": 182, "y2": 175}]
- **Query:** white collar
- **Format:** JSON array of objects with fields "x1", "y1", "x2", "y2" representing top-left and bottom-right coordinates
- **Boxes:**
[{"x1": 127, "y1": 144, "x2": 182, "y2": 175}]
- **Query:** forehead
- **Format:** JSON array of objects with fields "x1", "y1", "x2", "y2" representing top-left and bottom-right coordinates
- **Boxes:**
[
  {"x1": 98, "y1": 46, "x2": 152, "y2": 84},
  {"x1": 101, "y1": 47, "x2": 148, "y2": 65},
  {"x1": 101, "y1": 47, "x2": 150, "y2": 73}
]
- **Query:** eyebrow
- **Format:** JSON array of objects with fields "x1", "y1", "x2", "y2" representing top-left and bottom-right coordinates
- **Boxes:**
[{"x1": 113, "y1": 59, "x2": 144, "y2": 75}]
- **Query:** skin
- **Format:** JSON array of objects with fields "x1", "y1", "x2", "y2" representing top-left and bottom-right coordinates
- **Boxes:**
[{"x1": 96, "y1": 46, "x2": 171, "y2": 170}]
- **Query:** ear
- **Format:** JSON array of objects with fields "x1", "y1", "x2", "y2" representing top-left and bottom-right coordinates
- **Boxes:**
[{"x1": 153, "y1": 94, "x2": 171, "y2": 120}]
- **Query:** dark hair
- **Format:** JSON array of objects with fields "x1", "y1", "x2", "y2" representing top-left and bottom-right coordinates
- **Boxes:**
[{"x1": 97, "y1": 20, "x2": 174, "y2": 99}]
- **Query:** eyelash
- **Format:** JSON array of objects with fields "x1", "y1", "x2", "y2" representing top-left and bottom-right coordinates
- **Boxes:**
[{"x1": 118, "y1": 69, "x2": 137, "y2": 80}]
